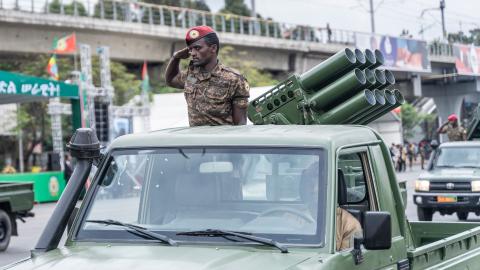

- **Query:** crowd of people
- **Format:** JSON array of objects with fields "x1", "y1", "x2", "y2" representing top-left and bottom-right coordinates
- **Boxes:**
[{"x1": 389, "y1": 141, "x2": 433, "y2": 171}]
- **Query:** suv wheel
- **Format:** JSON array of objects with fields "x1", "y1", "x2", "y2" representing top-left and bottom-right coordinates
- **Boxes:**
[
  {"x1": 0, "y1": 209, "x2": 12, "y2": 251},
  {"x1": 457, "y1": 212, "x2": 469, "y2": 221},
  {"x1": 417, "y1": 207, "x2": 433, "y2": 221}
]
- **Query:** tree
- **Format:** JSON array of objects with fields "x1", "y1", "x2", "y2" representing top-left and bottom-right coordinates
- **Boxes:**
[
  {"x1": 48, "y1": 0, "x2": 88, "y2": 16},
  {"x1": 448, "y1": 28, "x2": 480, "y2": 45},
  {"x1": 400, "y1": 103, "x2": 437, "y2": 141},
  {"x1": 141, "y1": 0, "x2": 210, "y2": 11},
  {"x1": 220, "y1": 0, "x2": 250, "y2": 16}
]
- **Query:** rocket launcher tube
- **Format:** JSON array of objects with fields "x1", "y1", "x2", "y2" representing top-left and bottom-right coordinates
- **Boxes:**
[
  {"x1": 317, "y1": 89, "x2": 376, "y2": 124},
  {"x1": 308, "y1": 68, "x2": 367, "y2": 111},
  {"x1": 364, "y1": 69, "x2": 376, "y2": 88},
  {"x1": 372, "y1": 69, "x2": 387, "y2": 89},
  {"x1": 348, "y1": 89, "x2": 386, "y2": 124},
  {"x1": 352, "y1": 89, "x2": 395, "y2": 124},
  {"x1": 354, "y1": 49, "x2": 367, "y2": 66},
  {"x1": 298, "y1": 48, "x2": 357, "y2": 92},
  {"x1": 359, "y1": 49, "x2": 376, "y2": 69},
  {"x1": 372, "y1": 49, "x2": 385, "y2": 68},
  {"x1": 360, "y1": 89, "x2": 405, "y2": 125},
  {"x1": 384, "y1": 70, "x2": 395, "y2": 85}
]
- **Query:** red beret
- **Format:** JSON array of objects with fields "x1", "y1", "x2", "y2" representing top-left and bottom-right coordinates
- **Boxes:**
[
  {"x1": 448, "y1": 114, "x2": 458, "y2": 121},
  {"x1": 185, "y1": 26, "x2": 216, "y2": 45}
]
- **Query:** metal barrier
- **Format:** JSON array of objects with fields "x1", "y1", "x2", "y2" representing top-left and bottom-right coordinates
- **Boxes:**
[
  {"x1": 0, "y1": 0, "x2": 457, "y2": 58},
  {"x1": 429, "y1": 42, "x2": 454, "y2": 57}
]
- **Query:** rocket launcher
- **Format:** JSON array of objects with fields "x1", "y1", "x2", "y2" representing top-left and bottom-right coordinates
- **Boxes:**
[{"x1": 247, "y1": 48, "x2": 404, "y2": 125}]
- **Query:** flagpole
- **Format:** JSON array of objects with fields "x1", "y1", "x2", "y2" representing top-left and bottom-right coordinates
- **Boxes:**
[{"x1": 73, "y1": 32, "x2": 78, "y2": 73}]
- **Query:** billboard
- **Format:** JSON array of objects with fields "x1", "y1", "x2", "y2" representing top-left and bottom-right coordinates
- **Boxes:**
[
  {"x1": 355, "y1": 33, "x2": 431, "y2": 72},
  {"x1": 453, "y1": 44, "x2": 480, "y2": 76}
]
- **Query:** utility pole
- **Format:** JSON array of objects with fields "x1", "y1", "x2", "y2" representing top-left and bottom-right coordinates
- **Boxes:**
[
  {"x1": 369, "y1": 0, "x2": 375, "y2": 33},
  {"x1": 440, "y1": 0, "x2": 447, "y2": 39},
  {"x1": 250, "y1": 0, "x2": 256, "y2": 18}
]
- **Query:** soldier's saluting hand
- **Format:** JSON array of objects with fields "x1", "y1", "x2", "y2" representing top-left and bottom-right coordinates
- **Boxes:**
[{"x1": 165, "y1": 26, "x2": 250, "y2": 126}]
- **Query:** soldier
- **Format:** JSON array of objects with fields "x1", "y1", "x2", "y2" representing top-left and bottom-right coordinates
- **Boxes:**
[
  {"x1": 165, "y1": 26, "x2": 250, "y2": 126},
  {"x1": 437, "y1": 114, "x2": 467, "y2": 141}
]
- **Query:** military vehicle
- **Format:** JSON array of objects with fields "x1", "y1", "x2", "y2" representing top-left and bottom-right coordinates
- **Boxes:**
[
  {"x1": 414, "y1": 141, "x2": 480, "y2": 221},
  {"x1": 0, "y1": 182, "x2": 34, "y2": 251},
  {"x1": 5, "y1": 49, "x2": 480, "y2": 269}
]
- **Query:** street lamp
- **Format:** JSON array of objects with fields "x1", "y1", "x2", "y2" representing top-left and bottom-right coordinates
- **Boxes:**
[{"x1": 419, "y1": 1, "x2": 447, "y2": 40}]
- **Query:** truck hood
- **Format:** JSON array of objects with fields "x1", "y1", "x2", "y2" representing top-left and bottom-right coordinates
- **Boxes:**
[
  {"x1": 5, "y1": 245, "x2": 317, "y2": 270},
  {"x1": 419, "y1": 168, "x2": 480, "y2": 181}
]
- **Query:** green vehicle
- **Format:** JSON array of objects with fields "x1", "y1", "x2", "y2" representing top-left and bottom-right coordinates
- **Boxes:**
[
  {"x1": 6, "y1": 126, "x2": 480, "y2": 270},
  {"x1": 0, "y1": 182, "x2": 34, "y2": 251},
  {"x1": 414, "y1": 141, "x2": 480, "y2": 221}
]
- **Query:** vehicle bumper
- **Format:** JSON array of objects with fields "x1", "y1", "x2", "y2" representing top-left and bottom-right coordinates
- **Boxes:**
[{"x1": 413, "y1": 193, "x2": 480, "y2": 210}]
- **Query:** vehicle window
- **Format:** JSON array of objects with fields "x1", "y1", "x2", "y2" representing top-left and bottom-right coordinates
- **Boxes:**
[
  {"x1": 78, "y1": 147, "x2": 327, "y2": 246},
  {"x1": 434, "y1": 147, "x2": 480, "y2": 168},
  {"x1": 338, "y1": 153, "x2": 366, "y2": 203}
]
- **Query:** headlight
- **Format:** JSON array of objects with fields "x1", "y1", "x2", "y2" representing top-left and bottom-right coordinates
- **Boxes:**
[
  {"x1": 472, "y1": 181, "x2": 480, "y2": 192},
  {"x1": 415, "y1": 180, "x2": 430, "y2": 192}
]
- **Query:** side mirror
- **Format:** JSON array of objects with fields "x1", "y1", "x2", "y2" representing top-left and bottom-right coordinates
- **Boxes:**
[{"x1": 362, "y1": 211, "x2": 391, "y2": 250}]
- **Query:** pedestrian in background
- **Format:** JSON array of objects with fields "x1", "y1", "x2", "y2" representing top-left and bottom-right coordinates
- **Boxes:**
[{"x1": 407, "y1": 143, "x2": 414, "y2": 170}]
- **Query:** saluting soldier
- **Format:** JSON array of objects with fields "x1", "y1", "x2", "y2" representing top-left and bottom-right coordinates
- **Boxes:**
[
  {"x1": 437, "y1": 114, "x2": 467, "y2": 141},
  {"x1": 165, "y1": 26, "x2": 250, "y2": 126}
]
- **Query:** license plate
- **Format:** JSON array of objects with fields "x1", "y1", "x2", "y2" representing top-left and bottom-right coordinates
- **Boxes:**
[{"x1": 437, "y1": 196, "x2": 457, "y2": 203}]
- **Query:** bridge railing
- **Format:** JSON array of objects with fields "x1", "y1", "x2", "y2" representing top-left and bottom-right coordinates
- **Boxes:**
[
  {"x1": 429, "y1": 42, "x2": 454, "y2": 58},
  {"x1": 0, "y1": 0, "x2": 457, "y2": 58},
  {"x1": 0, "y1": 0, "x2": 357, "y2": 45}
]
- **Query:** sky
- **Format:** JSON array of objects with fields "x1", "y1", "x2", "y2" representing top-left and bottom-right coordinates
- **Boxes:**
[{"x1": 204, "y1": 0, "x2": 480, "y2": 41}]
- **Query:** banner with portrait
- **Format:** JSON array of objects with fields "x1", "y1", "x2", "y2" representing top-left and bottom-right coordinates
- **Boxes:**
[
  {"x1": 355, "y1": 33, "x2": 431, "y2": 72},
  {"x1": 453, "y1": 44, "x2": 480, "y2": 76}
]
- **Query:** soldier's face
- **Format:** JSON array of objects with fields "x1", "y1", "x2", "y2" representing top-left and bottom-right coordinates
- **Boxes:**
[{"x1": 188, "y1": 39, "x2": 217, "y2": 67}]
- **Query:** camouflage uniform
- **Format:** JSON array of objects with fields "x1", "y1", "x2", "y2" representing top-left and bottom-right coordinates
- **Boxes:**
[
  {"x1": 336, "y1": 208, "x2": 362, "y2": 251},
  {"x1": 178, "y1": 61, "x2": 250, "y2": 126},
  {"x1": 440, "y1": 124, "x2": 466, "y2": 141}
]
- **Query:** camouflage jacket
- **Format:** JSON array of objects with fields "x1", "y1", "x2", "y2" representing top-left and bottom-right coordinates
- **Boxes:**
[
  {"x1": 440, "y1": 124, "x2": 466, "y2": 141},
  {"x1": 178, "y1": 61, "x2": 250, "y2": 126}
]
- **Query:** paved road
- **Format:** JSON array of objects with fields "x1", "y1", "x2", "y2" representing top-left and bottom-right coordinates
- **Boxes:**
[{"x1": 0, "y1": 165, "x2": 477, "y2": 267}]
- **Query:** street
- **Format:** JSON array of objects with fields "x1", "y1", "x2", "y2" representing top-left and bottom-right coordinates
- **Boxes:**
[{"x1": 0, "y1": 164, "x2": 474, "y2": 267}]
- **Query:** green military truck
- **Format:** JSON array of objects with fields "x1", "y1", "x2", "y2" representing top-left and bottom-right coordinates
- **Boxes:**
[
  {"x1": 7, "y1": 49, "x2": 480, "y2": 269},
  {"x1": 414, "y1": 141, "x2": 480, "y2": 221},
  {"x1": 0, "y1": 182, "x2": 34, "y2": 251},
  {"x1": 4, "y1": 126, "x2": 480, "y2": 270}
]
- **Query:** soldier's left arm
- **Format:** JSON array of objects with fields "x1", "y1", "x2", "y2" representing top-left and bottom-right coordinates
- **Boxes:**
[{"x1": 232, "y1": 76, "x2": 250, "y2": 125}]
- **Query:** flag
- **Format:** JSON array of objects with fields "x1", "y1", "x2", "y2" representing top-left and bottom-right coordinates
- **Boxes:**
[
  {"x1": 141, "y1": 61, "x2": 149, "y2": 93},
  {"x1": 53, "y1": 33, "x2": 76, "y2": 54},
  {"x1": 46, "y1": 54, "x2": 59, "y2": 81}
]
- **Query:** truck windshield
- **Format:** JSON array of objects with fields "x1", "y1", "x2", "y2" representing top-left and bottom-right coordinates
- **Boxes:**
[
  {"x1": 434, "y1": 147, "x2": 480, "y2": 168},
  {"x1": 77, "y1": 147, "x2": 327, "y2": 246}
]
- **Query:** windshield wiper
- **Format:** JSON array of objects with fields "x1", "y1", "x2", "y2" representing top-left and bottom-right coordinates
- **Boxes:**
[
  {"x1": 176, "y1": 229, "x2": 288, "y2": 253},
  {"x1": 86, "y1": 219, "x2": 178, "y2": 246}
]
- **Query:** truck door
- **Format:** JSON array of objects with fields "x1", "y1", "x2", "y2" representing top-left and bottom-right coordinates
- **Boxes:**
[{"x1": 336, "y1": 146, "x2": 406, "y2": 270}]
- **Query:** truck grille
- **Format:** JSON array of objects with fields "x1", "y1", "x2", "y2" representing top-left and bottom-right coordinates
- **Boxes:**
[{"x1": 430, "y1": 181, "x2": 471, "y2": 192}]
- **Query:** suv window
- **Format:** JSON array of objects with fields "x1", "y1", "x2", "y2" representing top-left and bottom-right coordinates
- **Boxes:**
[{"x1": 338, "y1": 153, "x2": 367, "y2": 203}]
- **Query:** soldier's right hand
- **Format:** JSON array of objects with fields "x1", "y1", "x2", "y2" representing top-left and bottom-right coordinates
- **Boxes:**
[{"x1": 174, "y1": 47, "x2": 190, "y2": 59}]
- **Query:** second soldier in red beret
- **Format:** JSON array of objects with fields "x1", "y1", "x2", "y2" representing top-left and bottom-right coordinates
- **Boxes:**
[
  {"x1": 165, "y1": 25, "x2": 250, "y2": 126},
  {"x1": 437, "y1": 113, "x2": 467, "y2": 141}
]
